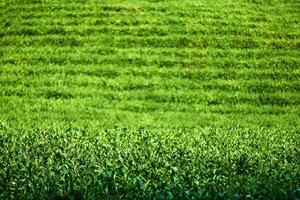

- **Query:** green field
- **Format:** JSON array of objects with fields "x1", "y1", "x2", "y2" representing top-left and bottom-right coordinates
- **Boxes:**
[{"x1": 0, "y1": 0, "x2": 300, "y2": 199}]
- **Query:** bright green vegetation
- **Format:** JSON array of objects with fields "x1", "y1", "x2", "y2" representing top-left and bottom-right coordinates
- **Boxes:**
[
  {"x1": 0, "y1": 0, "x2": 299, "y2": 199},
  {"x1": 1, "y1": 127, "x2": 299, "y2": 199}
]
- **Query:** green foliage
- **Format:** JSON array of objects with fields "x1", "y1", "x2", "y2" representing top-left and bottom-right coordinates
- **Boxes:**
[
  {"x1": 1, "y1": 0, "x2": 299, "y2": 129},
  {"x1": 0, "y1": 0, "x2": 299, "y2": 199},
  {"x1": 0, "y1": 127, "x2": 299, "y2": 199}
]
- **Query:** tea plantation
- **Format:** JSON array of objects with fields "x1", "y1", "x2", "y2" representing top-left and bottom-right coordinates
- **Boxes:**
[{"x1": 0, "y1": 0, "x2": 299, "y2": 199}]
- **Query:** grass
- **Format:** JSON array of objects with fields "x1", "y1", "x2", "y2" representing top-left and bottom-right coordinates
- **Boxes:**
[{"x1": 0, "y1": 0, "x2": 299, "y2": 199}]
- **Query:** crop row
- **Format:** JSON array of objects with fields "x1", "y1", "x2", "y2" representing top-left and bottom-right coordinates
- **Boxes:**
[
  {"x1": 1, "y1": 59, "x2": 298, "y2": 71},
  {"x1": 2, "y1": 99, "x2": 299, "y2": 129},
  {"x1": 3, "y1": 2, "x2": 299, "y2": 18},
  {"x1": 1, "y1": 71, "x2": 299, "y2": 93},
  {"x1": 2, "y1": 82, "x2": 299, "y2": 106},
  {"x1": 2, "y1": 24, "x2": 299, "y2": 39},
  {"x1": 2, "y1": 35, "x2": 298, "y2": 51},
  {"x1": 3, "y1": 16, "x2": 298, "y2": 38},
  {"x1": 2, "y1": 66, "x2": 299, "y2": 84},
  {"x1": 2, "y1": 46, "x2": 299, "y2": 58},
  {"x1": 1, "y1": 92, "x2": 299, "y2": 116}
]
